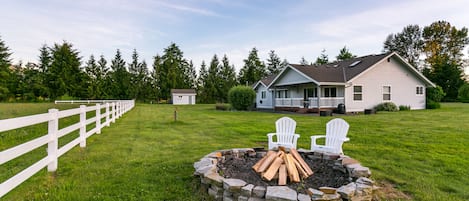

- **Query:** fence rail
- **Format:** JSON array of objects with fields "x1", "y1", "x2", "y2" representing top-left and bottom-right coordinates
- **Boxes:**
[{"x1": 0, "y1": 100, "x2": 135, "y2": 198}]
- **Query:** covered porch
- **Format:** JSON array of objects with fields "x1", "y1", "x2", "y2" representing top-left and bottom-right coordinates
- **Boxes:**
[
  {"x1": 275, "y1": 97, "x2": 345, "y2": 108},
  {"x1": 272, "y1": 83, "x2": 345, "y2": 110}
]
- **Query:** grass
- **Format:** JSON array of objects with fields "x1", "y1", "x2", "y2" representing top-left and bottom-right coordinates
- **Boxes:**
[{"x1": 1, "y1": 103, "x2": 469, "y2": 200}]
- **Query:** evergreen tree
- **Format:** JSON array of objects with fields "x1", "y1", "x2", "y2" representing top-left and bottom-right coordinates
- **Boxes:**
[
  {"x1": 383, "y1": 25, "x2": 423, "y2": 68},
  {"x1": 266, "y1": 50, "x2": 282, "y2": 74},
  {"x1": 128, "y1": 49, "x2": 142, "y2": 99},
  {"x1": 336, "y1": 46, "x2": 356, "y2": 61},
  {"x1": 197, "y1": 61, "x2": 209, "y2": 103},
  {"x1": 85, "y1": 55, "x2": 100, "y2": 99},
  {"x1": 187, "y1": 60, "x2": 198, "y2": 89},
  {"x1": 219, "y1": 55, "x2": 237, "y2": 103},
  {"x1": 37, "y1": 44, "x2": 51, "y2": 98},
  {"x1": 21, "y1": 62, "x2": 43, "y2": 101},
  {"x1": 238, "y1": 47, "x2": 266, "y2": 85},
  {"x1": 47, "y1": 41, "x2": 84, "y2": 99},
  {"x1": 0, "y1": 36, "x2": 12, "y2": 101},
  {"x1": 299, "y1": 57, "x2": 309, "y2": 65},
  {"x1": 280, "y1": 59, "x2": 289, "y2": 69},
  {"x1": 204, "y1": 54, "x2": 221, "y2": 103},
  {"x1": 97, "y1": 55, "x2": 110, "y2": 98},
  {"x1": 135, "y1": 60, "x2": 150, "y2": 101},
  {"x1": 422, "y1": 21, "x2": 469, "y2": 101},
  {"x1": 109, "y1": 49, "x2": 130, "y2": 99},
  {"x1": 158, "y1": 43, "x2": 189, "y2": 100},
  {"x1": 314, "y1": 49, "x2": 329, "y2": 65},
  {"x1": 152, "y1": 54, "x2": 163, "y2": 101}
]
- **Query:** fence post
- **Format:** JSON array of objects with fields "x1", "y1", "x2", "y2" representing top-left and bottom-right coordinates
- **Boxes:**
[
  {"x1": 105, "y1": 103, "x2": 110, "y2": 127},
  {"x1": 80, "y1": 105, "x2": 86, "y2": 147},
  {"x1": 112, "y1": 102, "x2": 116, "y2": 123},
  {"x1": 96, "y1": 103, "x2": 101, "y2": 134},
  {"x1": 47, "y1": 109, "x2": 59, "y2": 172}
]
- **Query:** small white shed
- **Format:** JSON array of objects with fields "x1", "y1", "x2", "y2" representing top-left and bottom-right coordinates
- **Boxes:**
[{"x1": 171, "y1": 89, "x2": 196, "y2": 105}]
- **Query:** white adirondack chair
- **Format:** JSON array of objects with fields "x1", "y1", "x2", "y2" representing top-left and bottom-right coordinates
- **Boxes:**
[
  {"x1": 267, "y1": 117, "x2": 300, "y2": 150},
  {"x1": 311, "y1": 118, "x2": 350, "y2": 154}
]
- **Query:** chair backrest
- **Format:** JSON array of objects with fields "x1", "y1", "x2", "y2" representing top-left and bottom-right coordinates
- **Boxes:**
[
  {"x1": 275, "y1": 117, "x2": 297, "y2": 144},
  {"x1": 276, "y1": 117, "x2": 296, "y2": 134},
  {"x1": 325, "y1": 118, "x2": 349, "y2": 148}
]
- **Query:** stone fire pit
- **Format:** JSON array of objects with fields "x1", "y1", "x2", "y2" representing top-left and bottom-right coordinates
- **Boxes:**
[{"x1": 194, "y1": 148, "x2": 375, "y2": 201}]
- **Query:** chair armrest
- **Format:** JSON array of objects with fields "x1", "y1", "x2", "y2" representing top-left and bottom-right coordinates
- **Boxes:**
[
  {"x1": 310, "y1": 135, "x2": 326, "y2": 141},
  {"x1": 310, "y1": 135, "x2": 326, "y2": 147},
  {"x1": 344, "y1": 137, "x2": 350, "y2": 142},
  {"x1": 267, "y1": 133, "x2": 276, "y2": 137}
]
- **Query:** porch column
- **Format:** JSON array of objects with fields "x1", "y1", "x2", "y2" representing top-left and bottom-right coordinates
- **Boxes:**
[{"x1": 317, "y1": 85, "x2": 321, "y2": 108}]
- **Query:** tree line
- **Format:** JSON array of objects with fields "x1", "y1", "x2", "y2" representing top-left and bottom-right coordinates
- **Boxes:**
[
  {"x1": 0, "y1": 38, "x2": 291, "y2": 103},
  {"x1": 0, "y1": 20, "x2": 467, "y2": 103}
]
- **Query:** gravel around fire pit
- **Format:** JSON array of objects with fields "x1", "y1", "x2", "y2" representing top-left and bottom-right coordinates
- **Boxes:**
[{"x1": 217, "y1": 152, "x2": 350, "y2": 193}]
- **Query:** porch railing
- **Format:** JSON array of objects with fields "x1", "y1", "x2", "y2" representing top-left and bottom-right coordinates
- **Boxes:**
[{"x1": 275, "y1": 97, "x2": 344, "y2": 108}]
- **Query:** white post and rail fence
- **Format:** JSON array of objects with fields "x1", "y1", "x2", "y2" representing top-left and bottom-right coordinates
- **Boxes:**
[{"x1": 0, "y1": 100, "x2": 135, "y2": 198}]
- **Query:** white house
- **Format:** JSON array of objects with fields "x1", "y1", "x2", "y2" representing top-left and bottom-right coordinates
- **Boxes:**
[
  {"x1": 171, "y1": 89, "x2": 196, "y2": 105},
  {"x1": 253, "y1": 52, "x2": 435, "y2": 112}
]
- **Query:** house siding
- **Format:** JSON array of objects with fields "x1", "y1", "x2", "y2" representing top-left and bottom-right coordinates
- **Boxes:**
[
  {"x1": 255, "y1": 84, "x2": 274, "y2": 109},
  {"x1": 172, "y1": 93, "x2": 196, "y2": 105},
  {"x1": 345, "y1": 57, "x2": 427, "y2": 112},
  {"x1": 273, "y1": 68, "x2": 311, "y2": 86}
]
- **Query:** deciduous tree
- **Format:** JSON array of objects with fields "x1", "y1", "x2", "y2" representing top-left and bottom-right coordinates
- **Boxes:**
[{"x1": 383, "y1": 25, "x2": 423, "y2": 68}]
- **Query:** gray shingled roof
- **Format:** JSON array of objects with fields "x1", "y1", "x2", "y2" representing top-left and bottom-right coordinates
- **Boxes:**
[
  {"x1": 171, "y1": 89, "x2": 196, "y2": 94},
  {"x1": 289, "y1": 52, "x2": 391, "y2": 83},
  {"x1": 259, "y1": 74, "x2": 277, "y2": 86}
]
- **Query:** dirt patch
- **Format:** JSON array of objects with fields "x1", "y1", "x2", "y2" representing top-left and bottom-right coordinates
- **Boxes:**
[{"x1": 217, "y1": 153, "x2": 350, "y2": 194}]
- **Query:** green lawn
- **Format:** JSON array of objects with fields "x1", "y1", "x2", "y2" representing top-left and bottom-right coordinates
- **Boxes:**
[{"x1": 1, "y1": 103, "x2": 469, "y2": 200}]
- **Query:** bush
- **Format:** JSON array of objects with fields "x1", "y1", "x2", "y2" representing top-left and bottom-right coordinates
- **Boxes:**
[
  {"x1": 426, "y1": 86, "x2": 445, "y2": 102},
  {"x1": 228, "y1": 86, "x2": 256, "y2": 110},
  {"x1": 458, "y1": 83, "x2": 469, "y2": 103},
  {"x1": 399, "y1": 105, "x2": 411, "y2": 111},
  {"x1": 426, "y1": 100, "x2": 441, "y2": 109},
  {"x1": 215, "y1": 104, "x2": 231, "y2": 111},
  {"x1": 375, "y1": 102, "x2": 398, "y2": 112}
]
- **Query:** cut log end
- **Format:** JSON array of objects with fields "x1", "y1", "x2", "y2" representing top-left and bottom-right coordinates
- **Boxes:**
[{"x1": 253, "y1": 147, "x2": 312, "y2": 185}]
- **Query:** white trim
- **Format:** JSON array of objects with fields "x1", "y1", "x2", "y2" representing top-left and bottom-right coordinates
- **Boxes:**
[
  {"x1": 318, "y1": 82, "x2": 346, "y2": 86},
  {"x1": 267, "y1": 64, "x2": 319, "y2": 88},
  {"x1": 323, "y1": 87, "x2": 338, "y2": 97},
  {"x1": 382, "y1": 85, "x2": 392, "y2": 101},
  {"x1": 353, "y1": 85, "x2": 363, "y2": 102},
  {"x1": 348, "y1": 52, "x2": 435, "y2": 87},
  {"x1": 416, "y1": 85, "x2": 424, "y2": 96},
  {"x1": 252, "y1": 80, "x2": 267, "y2": 89}
]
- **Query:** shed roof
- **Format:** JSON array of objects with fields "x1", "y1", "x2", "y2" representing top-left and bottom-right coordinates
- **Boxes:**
[{"x1": 171, "y1": 89, "x2": 196, "y2": 94}]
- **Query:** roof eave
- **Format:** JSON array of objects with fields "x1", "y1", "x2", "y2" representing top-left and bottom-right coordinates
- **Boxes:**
[{"x1": 267, "y1": 64, "x2": 320, "y2": 88}]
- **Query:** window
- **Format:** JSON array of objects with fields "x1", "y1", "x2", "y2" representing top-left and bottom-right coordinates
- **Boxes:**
[
  {"x1": 416, "y1": 86, "x2": 424, "y2": 95},
  {"x1": 383, "y1": 86, "x2": 391, "y2": 101},
  {"x1": 353, "y1": 86, "x2": 362, "y2": 101},
  {"x1": 276, "y1": 90, "x2": 289, "y2": 98},
  {"x1": 304, "y1": 88, "x2": 318, "y2": 98},
  {"x1": 261, "y1": 91, "x2": 266, "y2": 99},
  {"x1": 324, "y1": 87, "x2": 337, "y2": 97}
]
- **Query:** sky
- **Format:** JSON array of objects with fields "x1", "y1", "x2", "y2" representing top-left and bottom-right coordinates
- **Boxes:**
[{"x1": 1, "y1": 0, "x2": 469, "y2": 74}]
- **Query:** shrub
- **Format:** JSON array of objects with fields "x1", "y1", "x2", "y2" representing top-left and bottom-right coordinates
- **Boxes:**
[
  {"x1": 228, "y1": 86, "x2": 256, "y2": 110},
  {"x1": 458, "y1": 83, "x2": 469, "y2": 103},
  {"x1": 215, "y1": 104, "x2": 231, "y2": 111},
  {"x1": 375, "y1": 102, "x2": 398, "y2": 112},
  {"x1": 426, "y1": 86, "x2": 445, "y2": 102},
  {"x1": 426, "y1": 100, "x2": 441, "y2": 109},
  {"x1": 399, "y1": 105, "x2": 411, "y2": 111}
]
